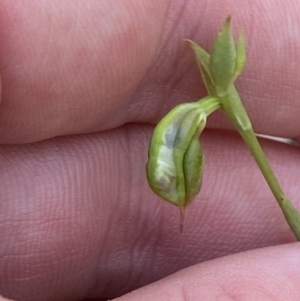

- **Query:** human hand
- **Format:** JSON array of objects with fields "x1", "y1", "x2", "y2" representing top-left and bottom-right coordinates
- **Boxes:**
[{"x1": 1, "y1": 1, "x2": 300, "y2": 300}]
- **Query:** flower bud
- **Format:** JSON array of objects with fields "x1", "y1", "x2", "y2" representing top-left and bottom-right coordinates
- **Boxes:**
[
  {"x1": 146, "y1": 103, "x2": 206, "y2": 208},
  {"x1": 208, "y1": 16, "x2": 246, "y2": 97},
  {"x1": 210, "y1": 16, "x2": 236, "y2": 95}
]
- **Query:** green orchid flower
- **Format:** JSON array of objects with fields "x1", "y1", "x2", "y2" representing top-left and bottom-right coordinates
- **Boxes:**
[
  {"x1": 146, "y1": 16, "x2": 300, "y2": 240},
  {"x1": 146, "y1": 103, "x2": 206, "y2": 208}
]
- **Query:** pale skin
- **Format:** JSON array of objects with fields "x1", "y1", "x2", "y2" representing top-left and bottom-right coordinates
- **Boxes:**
[{"x1": 1, "y1": 1, "x2": 300, "y2": 301}]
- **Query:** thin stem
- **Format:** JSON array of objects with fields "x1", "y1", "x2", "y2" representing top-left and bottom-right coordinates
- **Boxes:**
[
  {"x1": 197, "y1": 96, "x2": 221, "y2": 116},
  {"x1": 240, "y1": 128, "x2": 284, "y2": 201},
  {"x1": 237, "y1": 119, "x2": 300, "y2": 240},
  {"x1": 220, "y1": 90, "x2": 300, "y2": 240}
]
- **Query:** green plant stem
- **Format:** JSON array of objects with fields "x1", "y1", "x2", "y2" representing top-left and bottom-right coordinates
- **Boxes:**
[
  {"x1": 197, "y1": 95, "x2": 221, "y2": 115},
  {"x1": 239, "y1": 128, "x2": 300, "y2": 240},
  {"x1": 220, "y1": 104, "x2": 300, "y2": 241},
  {"x1": 220, "y1": 88, "x2": 300, "y2": 240},
  {"x1": 240, "y1": 128, "x2": 284, "y2": 200}
]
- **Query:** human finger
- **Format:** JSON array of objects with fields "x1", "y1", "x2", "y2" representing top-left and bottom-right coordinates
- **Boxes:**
[
  {"x1": 0, "y1": 0, "x2": 300, "y2": 143},
  {"x1": 113, "y1": 243, "x2": 300, "y2": 301},
  {"x1": 1, "y1": 125, "x2": 300, "y2": 300}
]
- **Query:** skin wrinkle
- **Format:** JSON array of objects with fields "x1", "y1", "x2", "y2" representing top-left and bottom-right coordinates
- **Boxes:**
[
  {"x1": 123, "y1": 0, "x2": 171, "y2": 119},
  {"x1": 131, "y1": 1, "x2": 208, "y2": 123}
]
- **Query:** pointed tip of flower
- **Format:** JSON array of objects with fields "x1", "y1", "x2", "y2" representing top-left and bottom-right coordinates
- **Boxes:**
[
  {"x1": 234, "y1": 29, "x2": 246, "y2": 78},
  {"x1": 210, "y1": 15, "x2": 236, "y2": 95},
  {"x1": 185, "y1": 39, "x2": 196, "y2": 49},
  {"x1": 219, "y1": 15, "x2": 232, "y2": 33},
  {"x1": 179, "y1": 206, "x2": 186, "y2": 233},
  {"x1": 225, "y1": 15, "x2": 232, "y2": 25}
]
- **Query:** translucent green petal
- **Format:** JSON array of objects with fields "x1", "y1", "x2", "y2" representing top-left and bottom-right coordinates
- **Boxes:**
[
  {"x1": 186, "y1": 39, "x2": 216, "y2": 96},
  {"x1": 234, "y1": 30, "x2": 246, "y2": 79},
  {"x1": 210, "y1": 16, "x2": 236, "y2": 95},
  {"x1": 183, "y1": 128, "x2": 204, "y2": 205},
  {"x1": 146, "y1": 103, "x2": 206, "y2": 207},
  {"x1": 173, "y1": 109, "x2": 206, "y2": 205}
]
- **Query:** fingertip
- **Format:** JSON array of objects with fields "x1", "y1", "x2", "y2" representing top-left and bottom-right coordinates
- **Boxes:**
[
  {"x1": 0, "y1": 296, "x2": 15, "y2": 301},
  {"x1": 113, "y1": 243, "x2": 300, "y2": 301}
]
